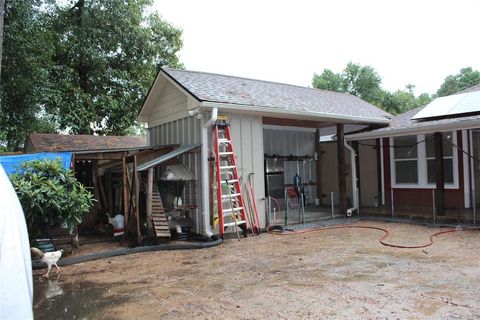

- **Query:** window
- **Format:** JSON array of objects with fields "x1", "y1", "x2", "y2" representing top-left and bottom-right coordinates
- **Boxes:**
[
  {"x1": 391, "y1": 132, "x2": 457, "y2": 188},
  {"x1": 393, "y1": 135, "x2": 418, "y2": 184},
  {"x1": 426, "y1": 132, "x2": 454, "y2": 184}
]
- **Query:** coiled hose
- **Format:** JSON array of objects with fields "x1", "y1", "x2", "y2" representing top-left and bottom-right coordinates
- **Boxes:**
[{"x1": 267, "y1": 224, "x2": 480, "y2": 249}]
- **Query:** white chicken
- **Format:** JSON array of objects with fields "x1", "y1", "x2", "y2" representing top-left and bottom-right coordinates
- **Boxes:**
[{"x1": 31, "y1": 247, "x2": 64, "y2": 278}]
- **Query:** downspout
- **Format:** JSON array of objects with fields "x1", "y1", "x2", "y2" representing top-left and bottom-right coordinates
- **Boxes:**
[
  {"x1": 201, "y1": 108, "x2": 218, "y2": 238},
  {"x1": 344, "y1": 141, "x2": 359, "y2": 216}
]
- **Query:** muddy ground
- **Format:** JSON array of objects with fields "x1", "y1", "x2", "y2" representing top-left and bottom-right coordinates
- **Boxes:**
[{"x1": 33, "y1": 221, "x2": 480, "y2": 319}]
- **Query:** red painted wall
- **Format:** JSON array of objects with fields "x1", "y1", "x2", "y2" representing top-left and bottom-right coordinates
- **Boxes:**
[{"x1": 382, "y1": 131, "x2": 464, "y2": 209}]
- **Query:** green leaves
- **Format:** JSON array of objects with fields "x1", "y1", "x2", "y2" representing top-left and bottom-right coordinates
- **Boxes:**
[
  {"x1": 44, "y1": 0, "x2": 183, "y2": 136},
  {"x1": 436, "y1": 67, "x2": 480, "y2": 97},
  {"x1": 9, "y1": 158, "x2": 94, "y2": 235},
  {"x1": 1, "y1": 0, "x2": 183, "y2": 150},
  {"x1": 312, "y1": 62, "x2": 432, "y2": 115}
]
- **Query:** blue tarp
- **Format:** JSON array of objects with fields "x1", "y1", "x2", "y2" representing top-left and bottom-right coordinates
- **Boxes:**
[{"x1": 0, "y1": 152, "x2": 72, "y2": 175}]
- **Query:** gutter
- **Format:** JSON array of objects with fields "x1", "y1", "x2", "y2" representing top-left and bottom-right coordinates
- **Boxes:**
[
  {"x1": 200, "y1": 108, "x2": 218, "y2": 238},
  {"x1": 346, "y1": 119, "x2": 480, "y2": 141},
  {"x1": 200, "y1": 101, "x2": 391, "y2": 125},
  {"x1": 344, "y1": 142, "x2": 359, "y2": 216}
]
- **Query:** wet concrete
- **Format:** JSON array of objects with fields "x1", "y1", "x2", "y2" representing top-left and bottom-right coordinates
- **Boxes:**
[{"x1": 33, "y1": 221, "x2": 480, "y2": 319}]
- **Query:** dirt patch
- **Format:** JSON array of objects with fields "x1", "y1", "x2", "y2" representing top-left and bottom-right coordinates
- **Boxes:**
[{"x1": 33, "y1": 222, "x2": 480, "y2": 319}]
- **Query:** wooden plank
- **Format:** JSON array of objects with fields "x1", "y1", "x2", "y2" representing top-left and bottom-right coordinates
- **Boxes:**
[
  {"x1": 122, "y1": 155, "x2": 129, "y2": 228},
  {"x1": 146, "y1": 168, "x2": 153, "y2": 235},
  {"x1": 134, "y1": 155, "x2": 141, "y2": 244},
  {"x1": 337, "y1": 124, "x2": 347, "y2": 215}
]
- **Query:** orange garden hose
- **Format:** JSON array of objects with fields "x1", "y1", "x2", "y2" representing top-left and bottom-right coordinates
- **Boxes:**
[{"x1": 267, "y1": 224, "x2": 480, "y2": 249}]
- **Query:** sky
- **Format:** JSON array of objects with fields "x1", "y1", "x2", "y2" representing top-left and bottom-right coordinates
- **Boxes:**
[{"x1": 152, "y1": 0, "x2": 480, "y2": 96}]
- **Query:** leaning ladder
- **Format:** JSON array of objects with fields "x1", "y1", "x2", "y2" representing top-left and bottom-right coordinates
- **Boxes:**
[{"x1": 213, "y1": 117, "x2": 248, "y2": 238}]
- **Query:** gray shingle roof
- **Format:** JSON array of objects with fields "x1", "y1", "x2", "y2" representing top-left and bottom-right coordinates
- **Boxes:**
[
  {"x1": 347, "y1": 105, "x2": 480, "y2": 139},
  {"x1": 162, "y1": 68, "x2": 392, "y2": 123}
]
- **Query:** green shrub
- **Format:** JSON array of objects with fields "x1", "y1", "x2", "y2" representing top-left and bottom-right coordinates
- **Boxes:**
[{"x1": 9, "y1": 158, "x2": 94, "y2": 235}]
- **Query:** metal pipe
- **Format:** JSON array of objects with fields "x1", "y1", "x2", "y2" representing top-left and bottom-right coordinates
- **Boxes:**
[
  {"x1": 284, "y1": 188, "x2": 288, "y2": 226},
  {"x1": 301, "y1": 193, "x2": 305, "y2": 224},
  {"x1": 344, "y1": 142, "x2": 359, "y2": 211},
  {"x1": 200, "y1": 112, "x2": 215, "y2": 238},
  {"x1": 391, "y1": 189, "x2": 394, "y2": 217},
  {"x1": 331, "y1": 192, "x2": 334, "y2": 219},
  {"x1": 432, "y1": 189, "x2": 436, "y2": 226},
  {"x1": 203, "y1": 107, "x2": 218, "y2": 128}
]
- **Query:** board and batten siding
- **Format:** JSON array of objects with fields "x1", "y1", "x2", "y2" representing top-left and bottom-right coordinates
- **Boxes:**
[
  {"x1": 320, "y1": 142, "x2": 353, "y2": 206},
  {"x1": 147, "y1": 81, "x2": 190, "y2": 128},
  {"x1": 220, "y1": 113, "x2": 266, "y2": 228},
  {"x1": 148, "y1": 116, "x2": 203, "y2": 234},
  {"x1": 358, "y1": 139, "x2": 379, "y2": 207}
]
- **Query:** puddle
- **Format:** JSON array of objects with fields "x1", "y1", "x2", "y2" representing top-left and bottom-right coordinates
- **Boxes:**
[{"x1": 33, "y1": 279, "x2": 129, "y2": 320}]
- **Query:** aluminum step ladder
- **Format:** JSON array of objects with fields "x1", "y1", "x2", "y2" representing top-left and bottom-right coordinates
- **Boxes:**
[{"x1": 213, "y1": 117, "x2": 248, "y2": 238}]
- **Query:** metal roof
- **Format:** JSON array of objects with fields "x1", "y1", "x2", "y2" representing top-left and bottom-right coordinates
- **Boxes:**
[
  {"x1": 137, "y1": 144, "x2": 200, "y2": 171},
  {"x1": 26, "y1": 134, "x2": 146, "y2": 153},
  {"x1": 347, "y1": 105, "x2": 480, "y2": 140},
  {"x1": 161, "y1": 68, "x2": 392, "y2": 124},
  {"x1": 412, "y1": 91, "x2": 480, "y2": 120}
]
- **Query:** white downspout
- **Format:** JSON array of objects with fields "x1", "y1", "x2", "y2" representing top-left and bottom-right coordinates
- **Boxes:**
[
  {"x1": 201, "y1": 108, "x2": 218, "y2": 238},
  {"x1": 344, "y1": 142, "x2": 359, "y2": 215}
]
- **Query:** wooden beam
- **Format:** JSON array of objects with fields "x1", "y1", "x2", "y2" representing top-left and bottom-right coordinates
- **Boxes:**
[
  {"x1": 122, "y1": 155, "x2": 129, "y2": 228},
  {"x1": 134, "y1": 155, "x2": 141, "y2": 244},
  {"x1": 147, "y1": 168, "x2": 153, "y2": 235},
  {"x1": 263, "y1": 117, "x2": 334, "y2": 129},
  {"x1": 337, "y1": 124, "x2": 347, "y2": 215},
  {"x1": 315, "y1": 129, "x2": 322, "y2": 205},
  {"x1": 434, "y1": 132, "x2": 445, "y2": 216}
]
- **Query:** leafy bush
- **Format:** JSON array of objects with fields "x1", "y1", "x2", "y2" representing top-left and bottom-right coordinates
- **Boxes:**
[{"x1": 9, "y1": 158, "x2": 94, "y2": 235}]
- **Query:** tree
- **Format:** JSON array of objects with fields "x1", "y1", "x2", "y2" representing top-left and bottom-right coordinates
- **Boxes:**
[
  {"x1": 312, "y1": 63, "x2": 432, "y2": 115},
  {"x1": 436, "y1": 67, "x2": 480, "y2": 97},
  {"x1": 0, "y1": 0, "x2": 56, "y2": 151},
  {"x1": 312, "y1": 62, "x2": 383, "y2": 105},
  {"x1": 44, "y1": 0, "x2": 183, "y2": 135},
  {"x1": 380, "y1": 85, "x2": 432, "y2": 115},
  {"x1": 9, "y1": 158, "x2": 94, "y2": 237}
]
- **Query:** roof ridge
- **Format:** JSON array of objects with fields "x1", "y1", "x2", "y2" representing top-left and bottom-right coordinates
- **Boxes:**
[{"x1": 162, "y1": 67, "x2": 364, "y2": 99}]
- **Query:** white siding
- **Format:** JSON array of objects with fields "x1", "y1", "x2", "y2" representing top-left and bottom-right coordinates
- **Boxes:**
[{"x1": 147, "y1": 81, "x2": 189, "y2": 128}]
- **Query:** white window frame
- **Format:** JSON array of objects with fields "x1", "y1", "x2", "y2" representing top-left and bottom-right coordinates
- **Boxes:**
[{"x1": 390, "y1": 132, "x2": 459, "y2": 189}]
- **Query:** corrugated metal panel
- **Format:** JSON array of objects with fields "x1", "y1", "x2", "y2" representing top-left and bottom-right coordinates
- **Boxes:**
[
  {"x1": 148, "y1": 116, "x2": 203, "y2": 233},
  {"x1": 137, "y1": 144, "x2": 200, "y2": 171},
  {"x1": 263, "y1": 128, "x2": 317, "y2": 200}
]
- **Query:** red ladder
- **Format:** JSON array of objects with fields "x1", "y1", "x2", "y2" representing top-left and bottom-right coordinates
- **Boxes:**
[{"x1": 213, "y1": 118, "x2": 248, "y2": 238}]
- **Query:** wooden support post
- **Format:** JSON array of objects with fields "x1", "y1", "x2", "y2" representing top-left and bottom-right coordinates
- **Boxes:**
[
  {"x1": 315, "y1": 129, "x2": 322, "y2": 205},
  {"x1": 122, "y1": 155, "x2": 129, "y2": 228},
  {"x1": 134, "y1": 155, "x2": 141, "y2": 244},
  {"x1": 337, "y1": 124, "x2": 347, "y2": 216},
  {"x1": 434, "y1": 132, "x2": 445, "y2": 216},
  {"x1": 147, "y1": 168, "x2": 153, "y2": 236}
]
